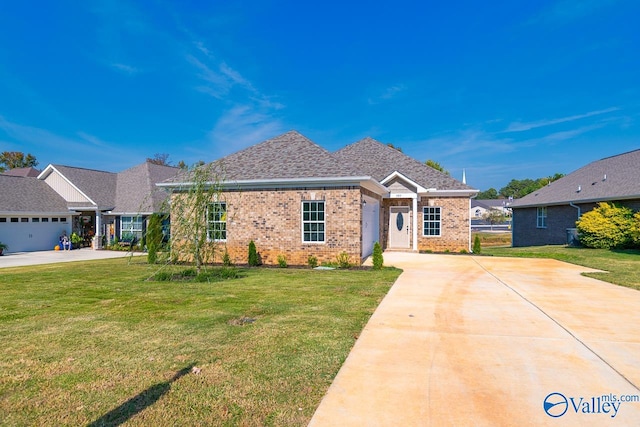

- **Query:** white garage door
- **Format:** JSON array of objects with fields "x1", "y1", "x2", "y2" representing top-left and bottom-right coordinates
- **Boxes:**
[
  {"x1": 361, "y1": 197, "x2": 380, "y2": 258},
  {"x1": 0, "y1": 216, "x2": 72, "y2": 253}
]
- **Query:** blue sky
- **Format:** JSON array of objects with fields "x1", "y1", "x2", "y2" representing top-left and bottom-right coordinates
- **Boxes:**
[{"x1": 1, "y1": 0, "x2": 638, "y2": 191}]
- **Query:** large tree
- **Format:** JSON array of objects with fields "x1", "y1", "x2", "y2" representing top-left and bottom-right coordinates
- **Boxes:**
[
  {"x1": 0, "y1": 151, "x2": 38, "y2": 172},
  {"x1": 477, "y1": 188, "x2": 498, "y2": 199}
]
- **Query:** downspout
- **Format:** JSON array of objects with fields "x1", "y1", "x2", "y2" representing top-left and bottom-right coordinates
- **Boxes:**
[{"x1": 569, "y1": 202, "x2": 581, "y2": 219}]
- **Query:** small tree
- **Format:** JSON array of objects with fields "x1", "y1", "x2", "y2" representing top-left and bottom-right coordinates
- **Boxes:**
[
  {"x1": 372, "y1": 242, "x2": 383, "y2": 269},
  {"x1": 483, "y1": 209, "x2": 506, "y2": 231},
  {"x1": 248, "y1": 240, "x2": 259, "y2": 266},
  {"x1": 146, "y1": 214, "x2": 164, "y2": 264},
  {"x1": 473, "y1": 234, "x2": 481, "y2": 254},
  {"x1": 164, "y1": 162, "x2": 225, "y2": 272},
  {"x1": 576, "y1": 202, "x2": 634, "y2": 249}
]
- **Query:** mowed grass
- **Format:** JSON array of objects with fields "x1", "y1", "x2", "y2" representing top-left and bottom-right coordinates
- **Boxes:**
[
  {"x1": 484, "y1": 245, "x2": 640, "y2": 290},
  {"x1": 0, "y1": 259, "x2": 401, "y2": 426}
]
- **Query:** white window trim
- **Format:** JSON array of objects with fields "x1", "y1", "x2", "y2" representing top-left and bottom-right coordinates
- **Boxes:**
[
  {"x1": 537, "y1": 206, "x2": 547, "y2": 229},
  {"x1": 423, "y1": 206, "x2": 442, "y2": 237},
  {"x1": 121, "y1": 215, "x2": 143, "y2": 239},
  {"x1": 207, "y1": 202, "x2": 227, "y2": 242},
  {"x1": 301, "y1": 200, "x2": 326, "y2": 244}
]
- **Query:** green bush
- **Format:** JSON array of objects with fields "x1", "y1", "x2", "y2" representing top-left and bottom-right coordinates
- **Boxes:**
[
  {"x1": 248, "y1": 240, "x2": 260, "y2": 266},
  {"x1": 336, "y1": 251, "x2": 351, "y2": 268},
  {"x1": 576, "y1": 202, "x2": 634, "y2": 249},
  {"x1": 630, "y1": 211, "x2": 640, "y2": 247},
  {"x1": 146, "y1": 214, "x2": 164, "y2": 264},
  {"x1": 277, "y1": 254, "x2": 287, "y2": 268},
  {"x1": 307, "y1": 255, "x2": 318, "y2": 269},
  {"x1": 372, "y1": 242, "x2": 383, "y2": 270},
  {"x1": 473, "y1": 234, "x2": 481, "y2": 254},
  {"x1": 222, "y1": 249, "x2": 233, "y2": 267}
]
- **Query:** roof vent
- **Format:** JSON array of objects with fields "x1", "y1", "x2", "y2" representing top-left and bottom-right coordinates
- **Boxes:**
[
  {"x1": 577, "y1": 185, "x2": 581, "y2": 193},
  {"x1": 603, "y1": 174, "x2": 607, "y2": 181}
]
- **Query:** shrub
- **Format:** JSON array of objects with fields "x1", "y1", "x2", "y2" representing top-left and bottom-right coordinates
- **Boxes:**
[
  {"x1": 277, "y1": 254, "x2": 287, "y2": 268},
  {"x1": 307, "y1": 255, "x2": 318, "y2": 269},
  {"x1": 336, "y1": 251, "x2": 351, "y2": 268},
  {"x1": 248, "y1": 240, "x2": 260, "y2": 266},
  {"x1": 630, "y1": 211, "x2": 640, "y2": 247},
  {"x1": 576, "y1": 202, "x2": 634, "y2": 249},
  {"x1": 372, "y1": 242, "x2": 383, "y2": 270},
  {"x1": 146, "y1": 214, "x2": 164, "y2": 264},
  {"x1": 222, "y1": 249, "x2": 233, "y2": 267},
  {"x1": 473, "y1": 234, "x2": 481, "y2": 254}
]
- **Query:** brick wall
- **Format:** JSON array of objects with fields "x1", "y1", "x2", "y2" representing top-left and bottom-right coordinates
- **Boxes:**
[
  {"x1": 381, "y1": 196, "x2": 471, "y2": 252},
  {"x1": 417, "y1": 197, "x2": 470, "y2": 252},
  {"x1": 171, "y1": 187, "x2": 363, "y2": 266}
]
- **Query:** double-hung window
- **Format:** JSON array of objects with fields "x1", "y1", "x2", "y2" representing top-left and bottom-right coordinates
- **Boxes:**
[
  {"x1": 537, "y1": 207, "x2": 547, "y2": 228},
  {"x1": 207, "y1": 202, "x2": 227, "y2": 241},
  {"x1": 302, "y1": 201, "x2": 325, "y2": 242},
  {"x1": 121, "y1": 216, "x2": 143, "y2": 241},
  {"x1": 423, "y1": 206, "x2": 441, "y2": 236}
]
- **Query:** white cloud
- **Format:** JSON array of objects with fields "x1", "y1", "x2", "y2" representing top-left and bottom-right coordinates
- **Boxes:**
[
  {"x1": 368, "y1": 83, "x2": 407, "y2": 105},
  {"x1": 206, "y1": 105, "x2": 286, "y2": 154},
  {"x1": 505, "y1": 107, "x2": 619, "y2": 132},
  {"x1": 110, "y1": 62, "x2": 140, "y2": 75}
]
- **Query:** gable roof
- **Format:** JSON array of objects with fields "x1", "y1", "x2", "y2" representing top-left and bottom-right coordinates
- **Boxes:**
[
  {"x1": 113, "y1": 162, "x2": 179, "y2": 213},
  {"x1": 2, "y1": 167, "x2": 40, "y2": 177},
  {"x1": 511, "y1": 149, "x2": 640, "y2": 208},
  {"x1": 0, "y1": 175, "x2": 69, "y2": 214},
  {"x1": 334, "y1": 137, "x2": 476, "y2": 192},
  {"x1": 39, "y1": 165, "x2": 118, "y2": 209}
]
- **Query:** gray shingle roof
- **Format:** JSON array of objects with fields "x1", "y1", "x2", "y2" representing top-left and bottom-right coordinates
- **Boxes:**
[
  {"x1": 0, "y1": 175, "x2": 69, "y2": 213},
  {"x1": 172, "y1": 131, "x2": 365, "y2": 183},
  {"x1": 2, "y1": 167, "x2": 40, "y2": 177},
  {"x1": 51, "y1": 165, "x2": 117, "y2": 208},
  {"x1": 114, "y1": 162, "x2": 179, "y2": 213},
  {"x1": 511, "y1": 149, "x2": 640, "y2": 208},
  {"x1": 334, "y1": 137, "x2": 475, "y2": 191}
]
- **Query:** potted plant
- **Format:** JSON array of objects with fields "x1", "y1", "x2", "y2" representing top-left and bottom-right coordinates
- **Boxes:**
[{"x1": 0, "y1": 241, "x2": 8, "y2": 256}]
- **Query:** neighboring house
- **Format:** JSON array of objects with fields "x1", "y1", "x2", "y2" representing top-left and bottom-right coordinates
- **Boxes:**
[
  {"x1": 1, "y1": 167, "x2": 41, "y2": 177},
  {"x1": 0, "y1": 175, "x2": 72, "y2": 252},
  {"x1": 160, "y1": 131, "x2": 478, "y2": 266},
  {"x1": 37, "y1": 161, "x2": 178, "y2": 247},
  {"x1": 470, "y1": 199, "x2": 513, "y2": 219},
  {"x1": 511, "y1": 149, "x2": 640, "y2": 247}
]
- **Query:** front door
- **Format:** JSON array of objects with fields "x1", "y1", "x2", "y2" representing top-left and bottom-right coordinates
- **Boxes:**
[{"x1": 389, "y1": 206, "x2": 410, "y2": 248}]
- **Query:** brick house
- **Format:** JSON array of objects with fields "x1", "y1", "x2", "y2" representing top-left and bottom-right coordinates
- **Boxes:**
[
  {"x1": 511, "y1": 149, "x2": 640, "y2": 246},
  {"x1": 160, "y1": 131, "x2": 478, "y2": 265}
]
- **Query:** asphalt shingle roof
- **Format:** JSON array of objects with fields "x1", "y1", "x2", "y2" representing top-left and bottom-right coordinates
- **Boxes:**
[
  {"x1": 0, "y1": 175, "x2": 69, "y2": 213},
  {"x1": 51, "y1": 165, "x2": 117, "y2": 208},
  {"x1": 334, "y1": 137, "x2": 475, "y2": 191},
  {"x1": 114, "y1": 162, "x2": 179, "y2": 213},
  {"x1": 200, "y1": 130, "x2": 364, "y2": 181},
  {"x1": 511, "y1": 149, "x2": 640, "y2": 208},
  {"x1": 2, "y1": 167, "x2": 40, "y2": 177}
]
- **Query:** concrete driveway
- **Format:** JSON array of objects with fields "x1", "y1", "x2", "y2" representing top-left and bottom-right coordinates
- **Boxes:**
[
  {"x1": 310, "y1": 253, "x2": 640, "y2": 426},
  {"x1": 0, "y1": 248, "x2": 142, "y2": 268}
]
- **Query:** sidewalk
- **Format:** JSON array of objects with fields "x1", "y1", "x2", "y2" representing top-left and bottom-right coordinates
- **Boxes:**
[{"x1": 0, "y1": 248, "x2": 142, "y2": 268}]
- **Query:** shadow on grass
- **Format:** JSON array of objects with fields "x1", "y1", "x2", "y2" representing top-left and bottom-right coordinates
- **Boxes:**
[{"x1": 86, "y1": 364, "x2": 194, "y2": 427}]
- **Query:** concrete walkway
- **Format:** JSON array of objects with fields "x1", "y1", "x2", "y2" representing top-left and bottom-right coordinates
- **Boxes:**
[
  {"x1": 309, "y1": 252, "x2": 640, "y2": 426},
  {"x1": 0, "y1": 248, "x2": 142, "y2": 268}
]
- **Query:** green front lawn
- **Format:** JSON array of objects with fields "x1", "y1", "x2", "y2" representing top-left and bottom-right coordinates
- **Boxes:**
[
  {"x1": 484, "y1": 245, "x2": 640, "y2": 290},
  {"x1": 0, "y1": 260, "x2": 401, "y2": 426}
]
